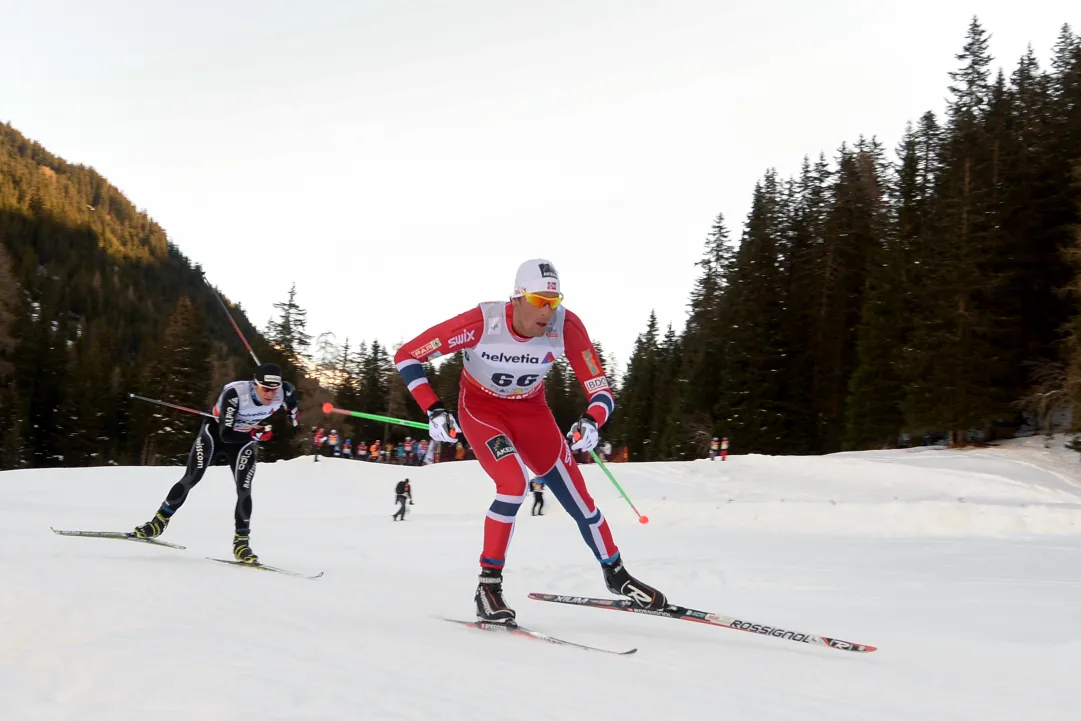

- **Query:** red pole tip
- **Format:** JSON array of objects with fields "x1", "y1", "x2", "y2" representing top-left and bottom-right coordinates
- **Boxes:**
[
  {"x1": 321, "y1": 402, "x2": 333, "y2": 414},
  {"x1": 639, "y1": 515, "x2": 649, "y2": 525}
]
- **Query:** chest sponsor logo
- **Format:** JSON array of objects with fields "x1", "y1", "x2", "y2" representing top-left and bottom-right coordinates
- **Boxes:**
[
  {"x1": 584, "y1": 376, "x2": 609, "y2": 394},
  {"x1": 485, "y1": 434, "x2": 517, "y2": 461},
  {"x1": 480, "y1": 351, "x2": 542, "y2": 364},
  {"x1": 449, "y1": 329, "x2": 476, "y2": 348},
  {"x1": 488, "y1": 316, "x2": 502, "y2": 335},
  {"x1": 410, "y1": 338, "x2": 442, "y2": 359}
]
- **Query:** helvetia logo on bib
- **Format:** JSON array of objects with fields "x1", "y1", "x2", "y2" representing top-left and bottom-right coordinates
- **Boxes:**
[{"x1": 480, "y1": 351, "x2": 542, "y2": 364}]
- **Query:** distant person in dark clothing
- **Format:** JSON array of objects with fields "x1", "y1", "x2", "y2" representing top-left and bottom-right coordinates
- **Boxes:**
[
  {"x1": 530, "y1": 479, "x2": 544, "y2": 516},
  {"x1": 393, "y1": 479, "x2": 413, "y2": 521}
]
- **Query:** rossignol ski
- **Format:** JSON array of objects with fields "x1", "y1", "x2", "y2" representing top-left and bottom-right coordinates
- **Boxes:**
[
  {"x1": 443, "y1": 618, "x2": 637, "y2": 655},
  {"x1": 528, "y1": 593, "x2": 876, "y2": 653}
]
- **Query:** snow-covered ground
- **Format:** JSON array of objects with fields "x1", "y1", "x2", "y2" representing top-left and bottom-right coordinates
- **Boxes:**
[{"x1": 2, "y1": 436, "x2": 1079, "y2": 720}]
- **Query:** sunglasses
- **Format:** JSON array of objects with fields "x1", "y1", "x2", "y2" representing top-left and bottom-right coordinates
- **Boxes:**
[{"x1": 521, "y1": 291, "x2": 564, "y2": 309}]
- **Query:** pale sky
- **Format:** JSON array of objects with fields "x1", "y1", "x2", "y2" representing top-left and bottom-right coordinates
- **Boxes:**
[{"x1": 2, "y1": 0, "x2": 1078, "y2": 373}]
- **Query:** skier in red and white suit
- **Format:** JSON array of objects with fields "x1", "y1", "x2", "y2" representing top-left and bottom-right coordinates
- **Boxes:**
[{"x1": 394, "y1": 258, "x2": 667, "y2": 625}]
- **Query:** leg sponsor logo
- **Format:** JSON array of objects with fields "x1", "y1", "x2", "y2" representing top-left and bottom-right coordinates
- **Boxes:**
[{"x1": 485, "y1": 434, "x2": 517, "y2": 461}]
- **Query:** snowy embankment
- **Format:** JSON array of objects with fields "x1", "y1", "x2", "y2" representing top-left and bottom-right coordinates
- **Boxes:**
[
  {"x1": 610, "y1": 435, "x2": 1081, "y2": 535},
  {"x1": 1, "y1": 435, "x2": 1078, "y2": 721}
]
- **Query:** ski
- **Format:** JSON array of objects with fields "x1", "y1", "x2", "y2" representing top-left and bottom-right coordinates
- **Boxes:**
[
  {"x1": 444, "y1": 618, "x2": 637, "y2": 656},
  {"x1": 208, "y1": 557, "x2": 323, "y2": 579},
  {"x1": 528, "y1": 594, "x2": 877, "y2": 654},
  {"x1": 51, "y1": 527, "x2": 187, "y2": 550}
]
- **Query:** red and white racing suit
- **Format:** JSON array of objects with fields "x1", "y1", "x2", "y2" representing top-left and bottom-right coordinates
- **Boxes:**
[{"x1": 393, "y1": 301, "x2": 618, "y2": 570}]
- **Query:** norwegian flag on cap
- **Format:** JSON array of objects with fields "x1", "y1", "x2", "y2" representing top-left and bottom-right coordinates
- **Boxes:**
[{"x1": 513, "y1": 258, "x2": 561, "y2": 297}]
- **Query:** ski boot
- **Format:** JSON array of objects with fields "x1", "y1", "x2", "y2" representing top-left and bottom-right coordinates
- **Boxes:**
[
  {"x1": 132, "y1": 509, "x2": 171, "y2": 538},
  {"x1": 475, "y1": 567, "x2": 517, "y2": 626},
  {"x1": 603, "y1": 558, "x2": 668, "y2": 609},
  {"x1": 233, "y1": 533, "x2": 259, "y2": 565}
]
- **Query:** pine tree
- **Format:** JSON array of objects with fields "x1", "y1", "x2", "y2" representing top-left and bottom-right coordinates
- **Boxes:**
[
  {"x1": 716, "y1": 174, "x2": 789, "y2": 454},
  {"x1": 14, "y1": 283, "x2": 70, "y2": 467},
  {"x1": 674, "y1": 214, "x2": 735, "y2": 445},
  {"x1": 0, "y1": 382, "x2": 27, "y2": 469},
  {"x1": 653, "y1": 325, "x2": 687, "y2": 458},
  {"x1": 613, "y1": 312, "x2": 659, "y2": 460},
  {"x1": 845, "y1": 122, "x2": 931, "y2": 448},
  {"x1": 137, "y1": 297, "x2": 212, "y2": 465},
  {"x1": 543, "y1": 358, "x2": 577, "y2": 432},
  {"x1": 356, "y1": 340, "x2": 392, "y2": 443},
  {"x1": 266, "y1": 283, "x2": 312, "y2": 368},
  {"x1": 903, "y1": 18, "x2": 1010, "y2": 443},
  {"x1": 1064, "y1": 159, "x2": 1081, "y2": 440},
  {"x1": 61, "y1": 321, "x2": 120, "y2": 465}
]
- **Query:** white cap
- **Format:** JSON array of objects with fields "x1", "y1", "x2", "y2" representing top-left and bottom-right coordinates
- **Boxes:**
[{"x1": 512, "y1": 258, "x2": 561, "y2": 297}]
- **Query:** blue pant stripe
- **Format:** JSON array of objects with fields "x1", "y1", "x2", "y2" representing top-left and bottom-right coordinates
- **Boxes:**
[
  {"x1": 489, "y1": 498, "x2": 522, "y2": 518},
  {"x1": 539, "y1": 463, "x2": 607, "y2": 562}
]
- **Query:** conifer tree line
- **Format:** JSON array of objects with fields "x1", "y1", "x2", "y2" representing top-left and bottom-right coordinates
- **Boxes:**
[
  {"x1": 0, "y1": 120, "x2": 621, "y2": 469},
  {"x1": 614, "y1": 18, "x2": 1081, "y2": 460},
  {"x1": 0, "y1": 120, "x2": 324, "y2": 469},
  {"x1": 4, "y1": 17, "x2": 1079, "y2": 470}
]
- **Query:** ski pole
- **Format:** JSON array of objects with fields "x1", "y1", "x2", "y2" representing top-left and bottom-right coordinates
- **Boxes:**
[
  {"x1": 129, "y1": 393, "x2": 217, "y2": 421},
  {"x1": 204, "y1": 274, "x2": 260, "y2": 365},
  {"x1": 587, "y1": 449, "x2": 649, "y2": 525},
  {"x1": 322, "y1": 402, "x2": 429, "y2": 431}
]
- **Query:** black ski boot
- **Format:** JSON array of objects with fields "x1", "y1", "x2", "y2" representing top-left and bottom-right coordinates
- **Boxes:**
[
  {"x1": 233, "y1": 533, "x2": 259, "y2": 564},
  {"x1": 132, "y1": 509, "x2": 171, "y2": 539},
  {"x1": 603, "y1": 558, "x2": 668, "y2": 609},
  {"x1": 475, "y1": 567, "x2": 517, "y2": 626}
]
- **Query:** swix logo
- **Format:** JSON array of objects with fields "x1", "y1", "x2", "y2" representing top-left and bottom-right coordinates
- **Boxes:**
[
  {"x1": 449, "y1": 329, "x2": 475, "y2": 349},
  {"x1": 480, "y1": 351, "x2": 541, "y2": 364}
]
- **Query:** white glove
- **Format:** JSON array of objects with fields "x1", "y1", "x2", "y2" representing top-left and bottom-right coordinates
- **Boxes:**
[
  {"x1": 427, "y1": 401, "x2": 462, "y2": 444},
  {"x1": 568, "y1": 415, "x2": 599, "y2": 452}
]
